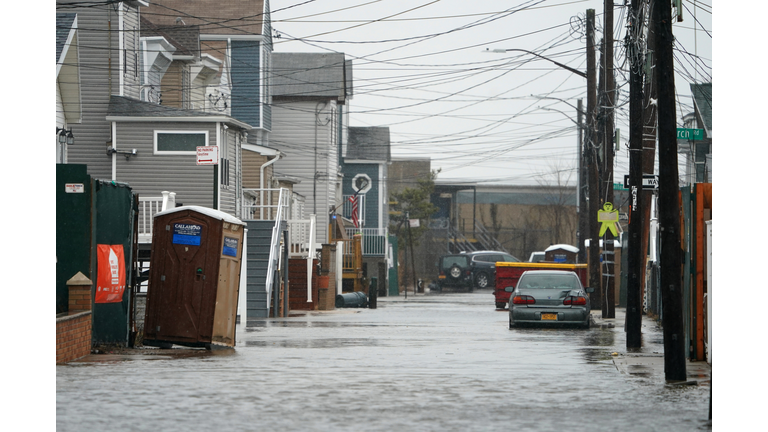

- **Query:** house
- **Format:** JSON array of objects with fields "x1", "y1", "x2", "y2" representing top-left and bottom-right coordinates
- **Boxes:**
[
  {"x1": 340, "y1": 127, "x2": 391, "y2": 290},
  {"x1": 680, "y1": 83, "x2": 712, "y2": 185},
  {"x1": 143, "y1": 0, "x2": 273, "y2": 146},
  {"x1": 56, "y1": 12, "x2": 81, "y2": 163},
  {"x1": 269, "y1": 52, "x2": 353, "y2": 244}
]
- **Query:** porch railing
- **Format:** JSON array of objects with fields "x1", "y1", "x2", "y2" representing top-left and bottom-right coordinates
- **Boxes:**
[
  {"x1": 137, "y1": 191, "x2": 176, "y2": 244},
  {"x1": 344, "y1": 227, "x2": 388, "y2": 256},
  {"x1": 242, "y1": 188, "x2": 289, "y2": 220},
  {"x1": 342, "y1": 194, "x2": 365, "y2": 226}
]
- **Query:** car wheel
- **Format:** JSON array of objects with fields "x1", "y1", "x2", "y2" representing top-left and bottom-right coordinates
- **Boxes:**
[
  {"x1": 495, "y1": 302, "x2": 506, "y2": 309},
  {"x1": 509, "y1": 313, "x2": 515, "y2": 329},
  {"x1": 449, "y1": 264, "x2": 462, "y2": 279},
  {"x1": 475, "y1": 272, "x2": 489, "y2": 289}
]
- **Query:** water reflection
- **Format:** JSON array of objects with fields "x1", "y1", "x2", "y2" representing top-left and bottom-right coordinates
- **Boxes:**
[{"x1": 244, "y1": 338, "x2": 380, "y2": 348}]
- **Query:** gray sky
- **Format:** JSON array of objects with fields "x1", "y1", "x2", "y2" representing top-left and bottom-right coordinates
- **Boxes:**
[{"x1": 272, "y1": 0, "x2": 712, "y2": 186}]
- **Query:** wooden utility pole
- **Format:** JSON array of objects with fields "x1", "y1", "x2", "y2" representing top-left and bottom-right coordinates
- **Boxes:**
[
  {"x1": 640, "y1": 0, "x2": 659, "y2": 317},
  {"x1": 625, "y1": 0, "x2": 645, "y2": 348},
  {"x1": 586, "y1": 9, "x2": 602, "y2": 308},
  {"x1": 577, "y1": 98, "x2": 587, "y2": 265},
  {"x1": 601, "y1": 0, "x2": 616, "y2": 318},
  {"x1": 654, "y1": 0, "x2": 687, "y2": 382}
]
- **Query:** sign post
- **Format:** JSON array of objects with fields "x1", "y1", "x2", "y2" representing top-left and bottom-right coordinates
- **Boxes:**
[{"x1": 197, "y1": 146, "x2": 219, "y2": 209}]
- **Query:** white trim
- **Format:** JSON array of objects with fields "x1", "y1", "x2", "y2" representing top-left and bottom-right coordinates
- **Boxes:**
[
  {"x1": 56, "y1": 16, "x2": 78, "y2": 76},
  {"x1": 242, "y1": 143, "x2": 281, "y2": 156},
  {"x1": 153, "y1": 130, "x2": 209, "y2": 155},
  {"x1": 216, "y1": 122, "x2": 221, "y2": 210},
  {"x1": 344, "y1": 159, "x2": 388, "y2": 164},
  {"x1": 106, "y1": 115, "x2": 253, "y2": 130},
  {"x1": 200, "y1": 34, "x2": 265, "y2": 41},
  {"x1": 119, "y1": 3, "x2": 125, "y2": 96},
  {"x1": 351, "y1": 173, "x2": 372, "y2": 193},
  {"x1": 379, "y1": 164, "x2": 384, "y2": 230}
]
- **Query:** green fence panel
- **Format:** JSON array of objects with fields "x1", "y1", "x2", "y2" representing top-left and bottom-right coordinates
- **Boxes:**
[
  {"x1": 92, "y1": 179, "x2": 136, "y2": 346},
  {"x1": 56, "y1": 165, "x2": 93, "y2": 314}
]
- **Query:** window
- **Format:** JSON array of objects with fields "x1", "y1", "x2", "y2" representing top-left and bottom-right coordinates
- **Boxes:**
[{"x1": 154, "y1": 131, "x2": 208, "y2": 154}]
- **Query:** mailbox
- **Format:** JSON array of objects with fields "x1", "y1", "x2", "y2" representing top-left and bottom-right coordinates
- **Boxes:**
[{"x1": 143, "y1": 206, "x2": 245, "y2": 349}]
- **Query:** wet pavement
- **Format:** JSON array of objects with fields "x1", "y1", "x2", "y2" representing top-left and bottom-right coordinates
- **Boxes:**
[{"x1": 57, "y1": 290, "x2": 711, "y2": 431}]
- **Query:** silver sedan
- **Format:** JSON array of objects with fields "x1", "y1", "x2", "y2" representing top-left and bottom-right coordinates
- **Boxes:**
[{"x1": 505, "y1": 270, "x2": 593, "y2": 329}]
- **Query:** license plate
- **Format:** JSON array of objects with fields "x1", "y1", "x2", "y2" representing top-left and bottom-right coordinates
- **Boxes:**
[
  {"x1": 541, "y1": 313, "x2": 558, "y2": 321},
  {"x1": 438, "y1": 275, "x2": 446, "y2": 279}
]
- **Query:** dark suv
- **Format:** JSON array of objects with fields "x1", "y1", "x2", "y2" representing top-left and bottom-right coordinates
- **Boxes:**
[
  {"x1": 466, "y1": 251, "x2": 521, "y2": 289},
  {"x1": 436, "y1": 254, "x2": 473, "y2": 292}
]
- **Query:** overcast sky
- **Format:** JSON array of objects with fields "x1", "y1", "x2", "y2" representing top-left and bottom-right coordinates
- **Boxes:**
[{"x1": 271, "y1": 0, "x2": 712, "y2": 186}]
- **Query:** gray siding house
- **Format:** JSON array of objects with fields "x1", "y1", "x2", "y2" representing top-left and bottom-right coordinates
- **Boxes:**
[
  {"x1": 58, "y1": 0, "x2": 146, "y2": 180},
  {"x1": 270, "y1": 52, "x2": 353, "y2": 243},
  {"x1": 56, "y1": 12, "x2": 81, "y2": 164},
  {"x1": 142, "y1": 0, "x2": 273, "y2": 145},
  {"x1": 106, "y1": 95, "x2": 252, "y2": 213}
]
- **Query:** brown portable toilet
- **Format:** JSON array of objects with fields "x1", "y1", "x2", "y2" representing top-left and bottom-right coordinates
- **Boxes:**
[
  {"x1": 143, "y1": 206, "x2": 245, "y2": 349},
  {"x1": 544, "y1": 244, "x2": 579, "y2": 264}
]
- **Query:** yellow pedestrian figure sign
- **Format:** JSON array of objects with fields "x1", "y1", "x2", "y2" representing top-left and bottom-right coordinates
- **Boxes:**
[{"x1": 598, "y1": 202, "x2": 619, "y2": 236}]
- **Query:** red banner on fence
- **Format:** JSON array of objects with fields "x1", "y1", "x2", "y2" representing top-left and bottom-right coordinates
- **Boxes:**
[{"x1": 95, "y1": 244, "x2": 126, "y2": 303}]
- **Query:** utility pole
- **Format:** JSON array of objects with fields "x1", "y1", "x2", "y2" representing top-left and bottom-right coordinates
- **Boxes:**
[
  {"x1": 586, "y1": 9, "x2": 602, "y2": 308},
  {"x1": 577, "y1": 99, "x2": 587, "y2": 264},
  {"x1": 640, "y1": 0, "x2": 659, "y2": 321},
  {"x1": 625, "y1": 0, "x2": 645, "y2": 348},
  {"x1": 654, "y1": 0, "x2": 687, "y2": 382},
  {"x1": 600, "y1": 0, "x2": 616, "y2": 318}
]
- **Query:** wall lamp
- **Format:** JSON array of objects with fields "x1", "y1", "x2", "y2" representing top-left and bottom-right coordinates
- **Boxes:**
[
  {"x1": 106, "y1": 146, "x2": 138, "y2": 159},
  {"x1": 57, "y1": 128, "x2": 75, "y2": 145}
]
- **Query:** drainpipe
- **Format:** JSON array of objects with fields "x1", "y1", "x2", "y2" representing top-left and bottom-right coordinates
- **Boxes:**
[
  {"x1": 260, "y1": 151, "x2": 281, "y2": 219},
  {"x1": 111, "y1": 121, "x2": 117, "y2": 181}
]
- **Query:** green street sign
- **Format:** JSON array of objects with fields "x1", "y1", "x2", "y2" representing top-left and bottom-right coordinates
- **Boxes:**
[{"x1": 676, "y1": 128, "x2": 704, "y2": 141}]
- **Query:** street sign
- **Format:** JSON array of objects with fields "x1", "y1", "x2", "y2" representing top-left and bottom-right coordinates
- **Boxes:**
[
  {"x1": 624, "y1": 174, "x2": 659, "y2": 190},
  {"x1": 196, "y1": 146, "x2": 219, "y2": 165},
  {"x1": 676, "y1": 128, "x2": 704, "y2": 141}
]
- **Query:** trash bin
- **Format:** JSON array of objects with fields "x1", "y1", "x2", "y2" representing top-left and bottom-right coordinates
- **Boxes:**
[
  {"x1": 143, "y1": 206, "x2": 245, "y2": 349},
  {"x1": 369, "y1": 277, "x2": 378, "y2": 309},
  {"x1": 335, "y1": 291, "x2": 368, "y2": 308}
]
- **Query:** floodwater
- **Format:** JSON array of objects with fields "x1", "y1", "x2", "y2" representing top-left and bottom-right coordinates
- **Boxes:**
[{"x1": 57, "y1": 291, "x2": 711, "y2": 431}]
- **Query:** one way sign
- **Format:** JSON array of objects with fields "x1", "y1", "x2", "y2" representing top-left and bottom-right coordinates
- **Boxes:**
[{"x1": 624, "y1": 174, "x2": 659, "y2": 190}]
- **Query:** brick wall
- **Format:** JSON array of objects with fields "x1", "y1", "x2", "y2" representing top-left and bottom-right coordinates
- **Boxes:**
[
  {"x1": 56, "y1": 312, "x2": 92, "y2": 364},
  {"x1": 58, "y1": 273, "x2": 93, "y2": 364}
]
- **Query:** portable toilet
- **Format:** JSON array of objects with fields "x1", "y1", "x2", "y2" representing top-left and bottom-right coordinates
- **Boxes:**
[
  {"x1": 544, "y1": 244, "x2": 579, "y2": 264},
  {"x1": 143, "y1": 206, "x2": 245, "y2": 349}
]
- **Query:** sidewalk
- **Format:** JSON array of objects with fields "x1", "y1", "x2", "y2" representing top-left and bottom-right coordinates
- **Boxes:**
[{"x1": 592, "y1": 307, "x2": 711, "y2": 385}]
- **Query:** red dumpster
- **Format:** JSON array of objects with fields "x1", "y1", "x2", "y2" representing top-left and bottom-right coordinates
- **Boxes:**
[{"x1": 494, "y1": 262, "x2": 588, "y2": 309}]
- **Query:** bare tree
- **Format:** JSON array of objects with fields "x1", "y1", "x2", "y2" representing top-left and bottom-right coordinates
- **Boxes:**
[{"x1": 534, "y1": 162, "x2": 578, "y2": 245}]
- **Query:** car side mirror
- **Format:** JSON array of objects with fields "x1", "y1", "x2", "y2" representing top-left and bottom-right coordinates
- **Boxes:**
[
  {"x1": 504, "y1": 286, "x2": 514, "y2": 293},
  {"x1": 585, "y1": 287, "x2": 594, "y2": 293}
]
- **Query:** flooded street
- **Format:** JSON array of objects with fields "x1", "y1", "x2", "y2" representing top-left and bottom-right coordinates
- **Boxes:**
[{"x1": 57, "y1": 291, "x2": 711, "y2": 431}]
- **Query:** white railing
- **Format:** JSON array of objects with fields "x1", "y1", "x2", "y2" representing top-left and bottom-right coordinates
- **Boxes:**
[
  {"x1": 242, "y1": 188, "x2": 289, "y2": 221},
  {"x1": 137, "y1": 191, "x2": 176, "y2": 243},
  {"x1": 342, "y1": 194, "x2": 365, "y2": 226},
  {"x1": 345, "y1": 227, "x2": 388, "y2": 256},
  {"x1": 287, "y1": 218, "x2": 316, "y2": 258},
  {"x1": 264, "y1": 188, "x2": 290, "y2": 306}
]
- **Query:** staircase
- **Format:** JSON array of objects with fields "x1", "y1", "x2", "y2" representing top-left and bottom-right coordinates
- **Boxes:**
[
  {"x1": 444, "y1": 220, "x2": 508, "y2": 254},
  {"x1": 245, "y1": 220, "x2": 277, "y2": 319}
]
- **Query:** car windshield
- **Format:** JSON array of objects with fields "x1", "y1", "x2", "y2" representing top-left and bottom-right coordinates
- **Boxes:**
[
  {"x1": 442, "y1": 256, "x2": 468, "y2": 267},
  {"x1": 518, "y1": 274, "x2": 579, "y2": 290}
]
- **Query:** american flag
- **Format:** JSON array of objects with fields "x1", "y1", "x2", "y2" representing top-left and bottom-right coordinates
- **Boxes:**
[{"x1": 349, "y1": 195, "x2": 360, "y2": 228}]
